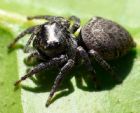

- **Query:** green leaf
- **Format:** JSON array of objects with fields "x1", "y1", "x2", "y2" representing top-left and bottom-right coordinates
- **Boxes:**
[
  {"x1": 0, "y1": 25, "x2": 23, "y2": 113},
  {"x1": 0, "y1": 0, "x2": 140, "y2": 113}
]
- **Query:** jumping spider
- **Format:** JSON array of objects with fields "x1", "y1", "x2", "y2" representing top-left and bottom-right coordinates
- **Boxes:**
[{"x1": 8, "y1": 15, "x2": 136, "y2": 106}]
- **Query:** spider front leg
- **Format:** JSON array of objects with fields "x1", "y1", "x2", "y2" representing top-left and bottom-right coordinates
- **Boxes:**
[
  {"x1": 8, "y1": 26, "x2": 37, "y2": 49},
  {"x1": 68, "y1": 16, "x2": 81, "y2": 33},
  {"x1": 77, "y1": 46, "x2": 100, "y2": 89},
  {"x1": 46, "y1": 59, "x2": 75, "y2": 107},
  {"x1": 89, "y1": 50, "x2": 122, "y2": 83},
  {"x1": 14, "y1": 55, "x2": 68, "y2": 86}
]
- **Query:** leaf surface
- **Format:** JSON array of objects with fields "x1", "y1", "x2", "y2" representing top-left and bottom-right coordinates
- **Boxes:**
[{"x1": 0, "y1": 0, "x2": 140, "y2": 113}]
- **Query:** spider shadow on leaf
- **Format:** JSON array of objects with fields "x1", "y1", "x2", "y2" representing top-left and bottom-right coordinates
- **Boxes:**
[
  {"x1": 75, "y1": 49, "x2": 137, "y2": 91},
  {"x1": 21, "y1": 49, "x2": 137, "y2": 104},
  {"x1": 21, "y1": 68, "x2": 75, "y2": 105}
]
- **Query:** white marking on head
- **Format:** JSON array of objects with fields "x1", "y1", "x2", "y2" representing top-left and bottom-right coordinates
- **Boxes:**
[{"x1": 45, "y1": 23, "x2": 59, "y2": 43}]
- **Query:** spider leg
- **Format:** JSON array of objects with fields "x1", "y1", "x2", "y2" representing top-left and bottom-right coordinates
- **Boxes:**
[
  {"x1": 46, "y1": 59, "x2": 75, "y2": 107},
  {"x1": 14, "y1": 55, "x2": 68, "y2": 86},
  {"x1": 89, "y1": 49, "x2": 122, "y2": 83},
  {"x1": 24, "y1": 26, "x2": 41, "y2": 53},
  {"x1": 77, "y1": 46, "x2": 100, "y2": 89},
  {"x1": 8, "y1": 25, "x2": 37, "y2": 49},
  {"x1": 68, "y1": 16, "x2": 81, "y2": 33},
  {"x1": 27, "y1": 15, "x2": 64, "y2": 21},
  {"x1": 23, "y1": 33, "x2": 35, "y2": 53}
]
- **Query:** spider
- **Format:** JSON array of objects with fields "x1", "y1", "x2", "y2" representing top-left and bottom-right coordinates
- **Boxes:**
[{"x1": 8, "y1": 15, "x2": 136, "y2": 107}]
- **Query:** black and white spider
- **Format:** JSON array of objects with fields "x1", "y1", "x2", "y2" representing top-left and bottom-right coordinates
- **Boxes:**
[{"x1": 8, "y1": 15, "x2": 136, "y2": 106}]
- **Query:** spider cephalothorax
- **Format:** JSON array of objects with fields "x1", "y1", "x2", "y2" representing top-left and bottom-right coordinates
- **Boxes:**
[
  {"x1": 8, "y1": 15, "x2": 136, "y2": 107},
  {"x1": 33, "y1": 22, "x2": 71, "y2": 57}
]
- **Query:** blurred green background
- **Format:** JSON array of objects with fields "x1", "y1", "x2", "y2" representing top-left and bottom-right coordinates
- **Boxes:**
[{"x1": 0, "y1": 0, "x2": 140, "y2": 113}]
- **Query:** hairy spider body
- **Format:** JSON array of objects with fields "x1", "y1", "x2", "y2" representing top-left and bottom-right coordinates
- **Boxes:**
[
  {"x1": 8, "y1": 15, "x2": 136, "y2": 107},
  {"x1": 81, "y1": 17, "x2": 135, "y2": 60}
]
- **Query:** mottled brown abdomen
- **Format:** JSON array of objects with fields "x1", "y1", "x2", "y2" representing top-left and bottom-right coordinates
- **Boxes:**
[{"x1": 81, "y1": 17, "x2": 136, "y2": 60}]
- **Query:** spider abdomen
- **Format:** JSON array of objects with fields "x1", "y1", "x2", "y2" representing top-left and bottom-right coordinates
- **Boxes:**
[{"x1": 81, "y1": 17, "x2": 136, "y2": 60}]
